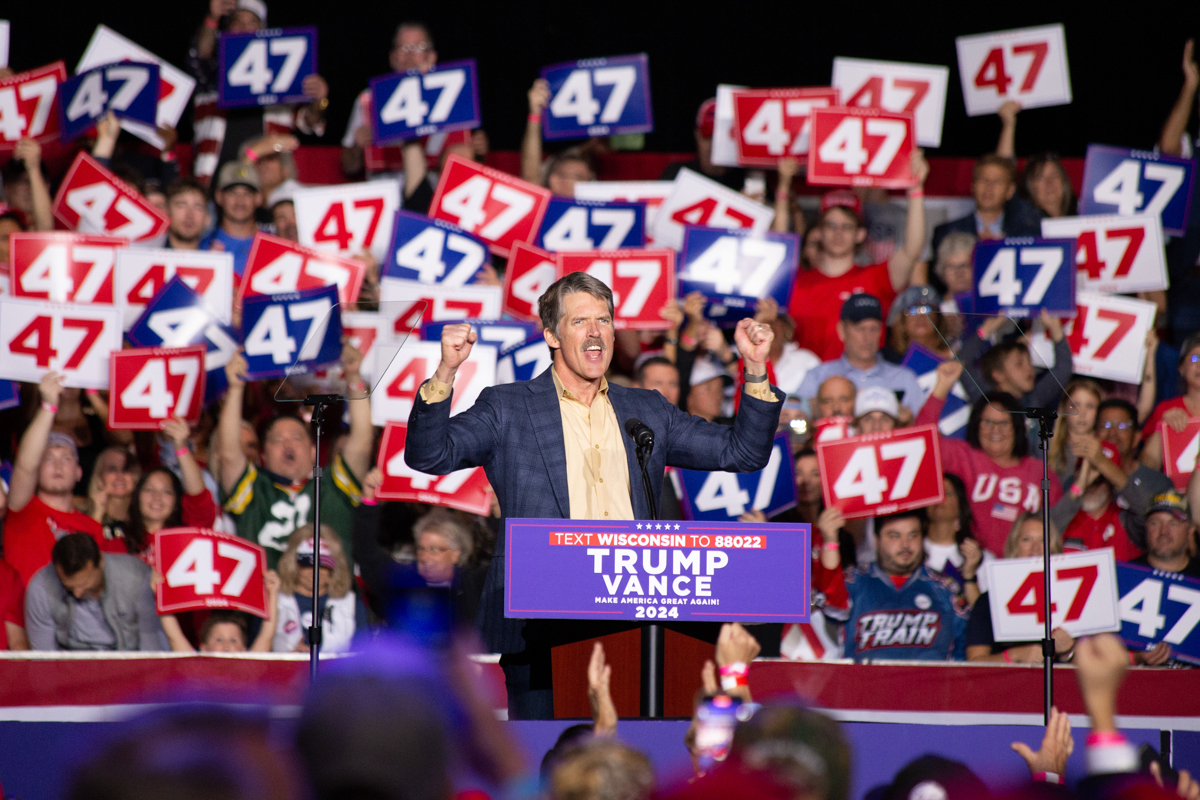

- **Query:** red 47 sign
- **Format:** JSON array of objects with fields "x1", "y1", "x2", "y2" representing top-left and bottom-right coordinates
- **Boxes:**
[
  {"x1": 376, "y1": 422, "x2": 493, "y2": 515},
  {"x1": 52, "y1": 152, "x2": 169, "y2": 241},
  {"x1": 985, "y1": 549, "x2": 1119, "y2": 640},
  {"x1": 430, "y1": 154, "x2": 552, "y2": 257},
  {"x1": 369, "y1": 339, "x2": 496, "y2": 427},
  {"x1": 238, "y1": 233, "x2": 366, "y2": 305},
  {"x1": 114, "y1": 248, "x2": 234, "y2": 329},
  {"x1": 0, "y1": 297, "x2": 123, "y2": 388},
  {"x1": 0, "y1": 62, "x2": 66, "y2": 149},
  {"x1": 9, "y1": 232, "x2": 128, "y2": 304},
  {"x1": 807, "y1": 107, "x2": 916, "y2": 189},
  {"x1": 294, "y1": 181, "x2": 400, "y2": 264},
  {"x1": 815, "y1": 424, "x2": 942, "y2": 519},
  {"x1": 378, "y1": 277, "x2": 502, "y2": 335},
  {"x1": 1063, "y1": 292, "x2": 1156, "y2": 385},
  {"x1": 558, "y1": 249, "x2": 675, "y2": 330},
  {"x1": 503, "y1": 241, "x2": 558, "y2": 321},
  {"x1": 730, "y1": 88, "x2": 839, "y2": 165},
  {"x1": 1041, "y1": 213, "x2": 1167, "y2": 294},
  {"x1": 108, "y1": 346, "x2": 207, "y2": 430},
  {"x1": 1161, "y1": 420, "x2": 1200, "y2": 492},
  {"x1": 154, "y1": 528, "x2": 268, "y2": 617},
  {"x1": 955, "y1": 24, "x2": 1071, "y2": 116}
]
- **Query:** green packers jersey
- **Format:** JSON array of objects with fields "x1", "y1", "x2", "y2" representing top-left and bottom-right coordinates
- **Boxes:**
[{"x1": 222, "y1": 454, "x2": 362, "y2": 569}]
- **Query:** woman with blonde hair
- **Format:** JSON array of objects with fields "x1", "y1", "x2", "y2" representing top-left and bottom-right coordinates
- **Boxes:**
[
  {"x1": 1047, "y1": 378, "x2": 1104, "y2": 484},
  {"x1": 83, "y1": 445, "x2": 141, "y2": 546},
  {"x1": 273, "y1": 524, "x2": 369, "y2": 653}
]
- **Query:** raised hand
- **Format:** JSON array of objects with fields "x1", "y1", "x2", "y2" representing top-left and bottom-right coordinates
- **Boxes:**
[
  {"x1": 734, "y1": 317, "x2": 773, "y2": 374},
  {"x1": 436, "y1": 323, "x2": 477, "y2": 383},
  {"x1": 38, "y1": 372, "x2": 65, "y2": 408},
  {"x1": 1011, "y1": 706, "x2": 1073, "y2": 776},
  {"x1": 528, "y1": 79, "x2": 550, "y2": 116},
  {"x1": 161, "y1": 416, "x2": 191, "y2": 448},
  {"x1": 225, "y1": 350, "x2": 248, "y2": 388},
  {"x1": 716, "y1": 622, "x2": 761, "y2": 667}
]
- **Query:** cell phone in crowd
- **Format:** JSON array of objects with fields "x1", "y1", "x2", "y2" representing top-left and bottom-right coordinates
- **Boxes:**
[
  {"x1": 695, "y1": 694, "x2": 758, "y2": 770},
  {"x1": 1139, "y1": 744, "x2": 1179, "y2": 787}
]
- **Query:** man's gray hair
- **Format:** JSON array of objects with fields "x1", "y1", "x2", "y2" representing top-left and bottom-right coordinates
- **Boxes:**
[
  {"x1": 413, "y1": 508, "x2": 472, "y2": 565},
  {"x1": 537, "y1": 272, "x2": 615, "y2": 345}
]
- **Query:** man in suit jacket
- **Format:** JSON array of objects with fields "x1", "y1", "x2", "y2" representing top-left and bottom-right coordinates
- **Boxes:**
[
  {"x1": 406, "y1": 272, "x2": 782, "y2": 717},
  {"x1": 931, "y1": 154, "x2": 1042, "y2": 256}
]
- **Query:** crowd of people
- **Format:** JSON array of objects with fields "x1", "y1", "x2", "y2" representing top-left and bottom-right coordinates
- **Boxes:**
[{"x1": 0, "y1": 3, "x2": 1199, "y2": 796}]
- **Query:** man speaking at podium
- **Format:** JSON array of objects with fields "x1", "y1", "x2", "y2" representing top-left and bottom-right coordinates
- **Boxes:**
[{"x1": 406, "y1": 272, "x2": 782, "y2": 718}]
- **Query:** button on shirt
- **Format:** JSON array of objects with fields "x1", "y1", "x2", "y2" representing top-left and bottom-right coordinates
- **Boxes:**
[{"x1": 796, "y1": 355, "x2": 925, "y2": 414}]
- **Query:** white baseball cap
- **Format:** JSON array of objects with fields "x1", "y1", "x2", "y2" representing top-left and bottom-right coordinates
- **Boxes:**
[
  {"x1": 854, "y1": 386, "x2": 900, "y2": 420},
  {"x1": 238, "y1": 0, "x2": 267, "y2": 24}
]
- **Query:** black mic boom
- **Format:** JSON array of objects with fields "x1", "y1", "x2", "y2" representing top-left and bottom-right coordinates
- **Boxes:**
[{"x1": 624, "y1": 418, "x2": 654, "y2": 450}]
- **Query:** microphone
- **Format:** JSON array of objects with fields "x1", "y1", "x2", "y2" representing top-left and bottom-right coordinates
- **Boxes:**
[{"x1": 624, "y1": 418, "x2": 654, "y2": 451}]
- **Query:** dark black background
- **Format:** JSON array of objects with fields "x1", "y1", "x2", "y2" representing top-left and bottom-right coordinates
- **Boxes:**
[{"x1": 6, "y1": 1, "x2": 1198, "y2": 156}]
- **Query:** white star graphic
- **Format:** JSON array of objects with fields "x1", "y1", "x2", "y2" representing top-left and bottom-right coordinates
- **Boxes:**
[
  {"x1": 656, "y1": 523, "x2": 663, "y2": 530},
  {"x1": 636, "y1": 523, "x2": 643, "y2": 530},
  {"x1": 674, "y1": 524, "x2": 681, "y2": 530}
]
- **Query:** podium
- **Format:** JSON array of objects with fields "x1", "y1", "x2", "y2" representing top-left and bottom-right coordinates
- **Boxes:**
[{"x1": 505, "y1": 518, "x2": 811, "y2": 717}]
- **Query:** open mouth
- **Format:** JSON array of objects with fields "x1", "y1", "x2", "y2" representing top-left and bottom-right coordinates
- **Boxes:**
[{"x1": 583, "y1": 342, "x2": 604, "y2": 362}]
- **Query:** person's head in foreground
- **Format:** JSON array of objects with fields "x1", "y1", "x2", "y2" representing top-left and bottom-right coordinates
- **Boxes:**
[{"x1": 550, "y1": 738, "x2": 654, "y2": 800}]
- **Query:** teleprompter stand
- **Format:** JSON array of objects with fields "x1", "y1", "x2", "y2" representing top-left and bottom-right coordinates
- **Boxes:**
[
  {"x1": 303, "y1": 393, "x2": 341, "y2": 683},
  {"x1": 1025, "y1": 406, "x2": 1058, "y2": 725}
]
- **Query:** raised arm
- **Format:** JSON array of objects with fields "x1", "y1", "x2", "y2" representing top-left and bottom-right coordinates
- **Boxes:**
[
  {"x1": 195, "y1": 0, "x2": 235, "y2": 60},
  {"x1": 161, "y1": 416, "x2": 208, "y2": 496},
  {"x1": 338, "y1": 340, "x2": 373, "y2": 481},
  {"x1": 402, "y1": 139, "x2": 428, "y2": 201},
  {"x1": 772, "y1": 157, "x2": 800, "y2": 233},
  {"x1": 9, "y1": 373, "x2": 64, "y2": 513},
  {"x1": 15, "y1": 139, "x2": 53, "y2": 232},
  {"x1": 249, "y1": 571, "x2": 280, "y2": 652},
  {"x1": 217, "y1": 352, "x2": 250, "y2": 494},
  {"x1": 995, "y1": 101, "x2": 1020, "y2": 159},
  {"x1": 1137, "y1": 331, "x2": 1159, "y2": 425},
  {"x1": 1160, "y1": 39, "x2": 1199, "y2": 156},
  {"x1": 888, "y1": 150, "x2": 930, "y2": 292},
  {"x1": 521, "y1": 79, "x2": 550, "y2": 186}
]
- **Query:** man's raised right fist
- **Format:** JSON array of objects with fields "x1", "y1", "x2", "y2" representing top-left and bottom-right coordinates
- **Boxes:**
[{"x1": 437, "y1": 323, "x2": 477, "y2": 382}]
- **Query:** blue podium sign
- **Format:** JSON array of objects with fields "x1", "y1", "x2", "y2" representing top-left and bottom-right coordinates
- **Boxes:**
[{"x1": 505, "y1": 518, "x2": 810, "y2": 622}]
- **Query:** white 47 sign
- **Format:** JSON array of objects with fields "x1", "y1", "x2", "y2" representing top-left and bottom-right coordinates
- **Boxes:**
[
  {"x1": 955, "y1": 24, "x2": 1072, "y2": 116},
  {"x1": 0, "y1": 297, "x2": 123, "y2": 389},
  {"x1": 985, "y1": 549, "x2": 1120, "y2": 640}
]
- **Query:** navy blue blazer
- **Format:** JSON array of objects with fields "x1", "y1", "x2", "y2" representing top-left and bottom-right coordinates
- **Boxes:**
[{"x1": 406, "y1": 365, "x2": 783, "y2": 652}]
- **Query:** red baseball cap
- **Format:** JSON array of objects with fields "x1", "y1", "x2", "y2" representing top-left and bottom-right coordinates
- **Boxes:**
[
  {"x1": 819, "y1": 189, "x2": 862, "y2": 219},
  {"x1": 696, "y1": 98, "x2": 717, "y2": 138}
]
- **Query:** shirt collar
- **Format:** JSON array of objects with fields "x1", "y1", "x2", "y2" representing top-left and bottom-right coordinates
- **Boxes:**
[
  {"x1": 974, "y1": 210, "x2": 1005, "y2": 237},
  {"x1": 839, "y1": 354, "x2": 883, "y2": 375},
  {"x1": 551, "y1": 363, "x2": 609, "y2": 401}
]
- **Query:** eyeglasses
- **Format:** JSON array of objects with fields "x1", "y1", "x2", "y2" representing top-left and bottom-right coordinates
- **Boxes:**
[
  {"x1": 416, "y1": 545, "x2": 454, "y2": 555},
  {"x1": 395, "y1": 43, "x2": 431, "y2": 53},
  {"x1": 1099, "y1": 421, "x2": 1133, "y2": 431},
  {"x1": 822, "y1": 221, "x2": 857, "y2": 233},
  {"x1": 905, "y1": 305, "x2": 934, "y2": 316},
  {"x1": 980, "y1": 418, "x2": 1013, "y2": 429},
  {"x1": 1187, "y1": 355, "x2": 1200, "y2": 365}
]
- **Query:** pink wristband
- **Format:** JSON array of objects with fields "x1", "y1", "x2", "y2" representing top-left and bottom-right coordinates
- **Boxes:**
[
  {"x1": 527, "y1": 113, "x2": 541, "y2": 123},
  {"x1": 204, "y1": 16, "x2": 220, "y2": 29},
  {"x1": 822, "y1": 541, "x2": 840, "y2": 551},
  {"x1": 41, "y1": 401, "x2": 58, "y2": 414},
  {"x1": 175, "y1": 446, "x2": 190, "y2": 459},
  {"x1": 718, "y1": 662, "x2": 748, "y2": 678},
  {"x1": 907, "y1": 188, "x2": 924, "y2": 198},
  {"x1": 1003, "y1": 649, "x2": 1014, "y2": 664},
  {"x1": 1086, "y1": 732, "x2": 1127, "y2": 747},
  {"x1": 361, "y1": 496, "x2": 378, "y2": 506},
  {"x1": 243, "y1": 146, "x2": 259, "y2": 163}
]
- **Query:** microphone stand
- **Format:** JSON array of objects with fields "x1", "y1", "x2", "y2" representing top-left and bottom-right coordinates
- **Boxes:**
[
  {"x1": 304, "y1": 393, "x2": 341, "y2": 684},
  {"x1": 633, "y1": 436, "x2": 662, "y2": 717},
  {"x1": 1024, "y1": 406, "x2": 1057, "y2": 725}
]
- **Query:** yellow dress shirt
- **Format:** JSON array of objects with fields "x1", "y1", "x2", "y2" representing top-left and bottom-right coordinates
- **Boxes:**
[{"x1": 418, "y1": 364, "x2": 778, "y2": 520}]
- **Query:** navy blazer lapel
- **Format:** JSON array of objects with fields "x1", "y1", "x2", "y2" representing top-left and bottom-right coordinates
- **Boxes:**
[
  {"x1": 607, "y1": 383, "x2": 648, "y2": 519},
  {"x1": 525, "y1": 368, "x2": 571, "y2": 517}
]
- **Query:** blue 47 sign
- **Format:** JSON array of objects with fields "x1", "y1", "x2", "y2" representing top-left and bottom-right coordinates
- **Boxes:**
[
  {"x1": 1080, "y1": 145, "x2": 1196, "y2": 236},
  {"x1": 421, "y1": 319, "x2": 537, "y2": 353},
  {"x1": 1116, "y1": 561, "x2": 1200, "y2": 666},
  {"x1": 383, "y1": 209, "x2": 489, "y2": 286},
  {"x1": 240, "y1": 284, "x2": 342, "y2": 380},
  {"x1": 57, "y1": 62, "x2": 160, "y2": 143},
  {"x1": 901, "y1": 344, "x2": 969, "y2": 439},
  {"x1": 541, "y1": 53, "x2": 652, "y2": 140},
  {"x1": 219, "y1": 27, "x2": 317, "y2": 108},
  {"x1": 126, "y1": 276, "x2": 238, "y2": 403},
  {"x1": 495, "y1": 335, "x2": 553, "y2": 385},
  {"x1": 370, "y1": 59, "x2": 480, "y2": 145},
  {"x1": 676, "y1": 431, "x2": 797, "y2": 521},
  {"x1": 678, "y1": 226, "x2": 799, "y2": 323},
  {"x1": 537, "y1": 197, "x2": 645, "y2": 252},
  {"x1": 972, "y1": 237, "x2": 1076, "y2": 317}
]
